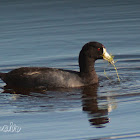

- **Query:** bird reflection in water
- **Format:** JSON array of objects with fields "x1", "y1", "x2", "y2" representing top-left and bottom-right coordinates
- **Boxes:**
[
  {"x1": 82, "y1": 84, "x2": 110, "y2": 128},
  {"x1": 2, "y1": 84, "x2": 116, "y2": 128}
]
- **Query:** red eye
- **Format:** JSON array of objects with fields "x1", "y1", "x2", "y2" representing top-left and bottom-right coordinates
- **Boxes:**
[{"x1": 98, "y1": 48, "x2": 100, "y2": 51}]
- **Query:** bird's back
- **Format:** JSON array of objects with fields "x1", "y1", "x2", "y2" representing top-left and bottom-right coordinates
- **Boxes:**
[{"x1": 0, "y1": 67, "x2": 84, "y2": 88}]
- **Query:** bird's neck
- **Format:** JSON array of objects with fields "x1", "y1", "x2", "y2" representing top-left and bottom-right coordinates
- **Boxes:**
[
  {"x1": 79, "y1": 57, "x2": 95, "y2": 73},
  {"x1": 79, "y1": 54, "x2": 98, "y2": 84}
]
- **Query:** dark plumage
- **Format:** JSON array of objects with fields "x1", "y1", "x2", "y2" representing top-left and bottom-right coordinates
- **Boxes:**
[{"x1": 0, "y1": 42, "x2": 108, "y2": 89}]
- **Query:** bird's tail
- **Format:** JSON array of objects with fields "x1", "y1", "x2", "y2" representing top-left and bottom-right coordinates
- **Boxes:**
[{"x1": 0, "y1": 72, "x2": 6, "y2": 80}]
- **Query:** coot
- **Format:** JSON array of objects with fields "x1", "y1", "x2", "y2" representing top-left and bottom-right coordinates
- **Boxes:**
[{"x1": 0, "y1": 42, "x2": 113, "y2": 88}]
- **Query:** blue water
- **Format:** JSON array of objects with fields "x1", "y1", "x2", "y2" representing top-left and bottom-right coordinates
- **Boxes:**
[{"x1": 0, "y1": 0, "x2": 140, "y2": 139}]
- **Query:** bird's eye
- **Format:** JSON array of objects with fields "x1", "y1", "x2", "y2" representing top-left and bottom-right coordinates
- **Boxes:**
[{"x1": 97, "y1": 48, "x2": 100, "y2": 51}]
